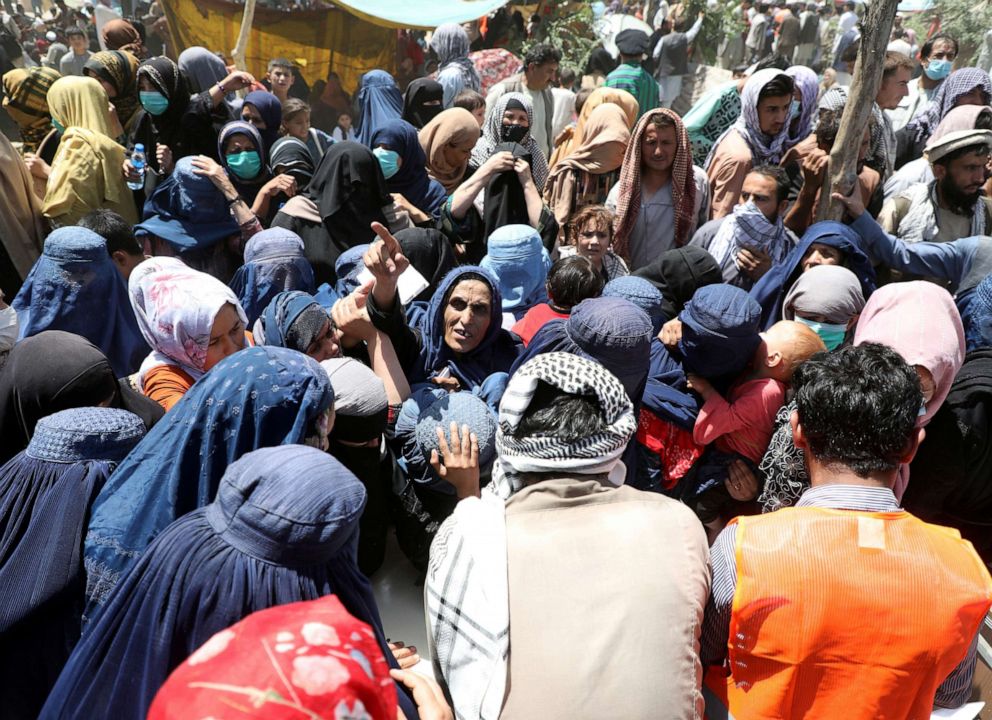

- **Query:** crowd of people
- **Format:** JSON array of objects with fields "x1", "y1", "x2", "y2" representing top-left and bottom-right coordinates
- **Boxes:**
[{"x1": 2, "y1": 1, "x2": 992, "y2": 718}]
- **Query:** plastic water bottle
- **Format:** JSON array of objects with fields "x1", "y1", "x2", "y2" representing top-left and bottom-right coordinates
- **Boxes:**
[{"x1": 127, "y1": 143, "x2": 146, "y2": 191}]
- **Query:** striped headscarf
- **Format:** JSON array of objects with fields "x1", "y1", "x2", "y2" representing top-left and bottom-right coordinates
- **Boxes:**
[
  {"x1": 2, "y1": 66, "x2": 61, "y2": 152},
  {"x1": 613, "y1": 108, "x2": 696, "y2": 259},
  {"x1": 906, "y1": 67, "x2": 992, "y2": 146},
  {"x1": 705, "y1": 69, "x2": 792, "y2": 169},
  {"x1": 471, "y1": 91, "x2": 549, "y2": 189},
  {"x1": 491, "y1": 352, "x2": 636, "y2": 496},
  {"x1": 785, "y1": 65, "x2": 819, "y2": 150},
  {"x1": 84, "y1": 50, "x2": 140, "y2": 131}
]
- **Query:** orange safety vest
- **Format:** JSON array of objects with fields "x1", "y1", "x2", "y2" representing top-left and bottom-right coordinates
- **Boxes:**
[{"x1": 711, "y1": 507, "x2": 992, "y2": 720}]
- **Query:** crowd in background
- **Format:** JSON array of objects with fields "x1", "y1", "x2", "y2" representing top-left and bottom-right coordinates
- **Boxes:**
[{"x1": 3, "y1": 0, "x2": 992, "y2": 718}]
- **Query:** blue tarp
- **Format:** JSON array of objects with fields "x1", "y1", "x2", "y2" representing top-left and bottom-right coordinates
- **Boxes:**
[
  {"x1": 332, "y1": 0, "x2": 511, "y2": 30},
  {"x1": 897, "y1": 0, "x2": 934, "y2": 11}
]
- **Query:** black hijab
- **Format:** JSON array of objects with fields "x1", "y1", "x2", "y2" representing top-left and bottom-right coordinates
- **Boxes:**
[
  {"x1": 0, "y1": 331, "x2": 163, "y2": 464},
  {"x1": 395, "y1": 228, "x2": 457, "y2": 303},
  {"x1": 905, "y1": 348, "x2": 992, "y2": 561},
  {"x1": 402, "y1": 78, "x2": 444, "y2": 129},
  {"x1": 634, "y1": 246, "x2": 723, "y2": 323},
  {"x1": 305, "y1": 141, "x2": 391, "y2": 254},
  {"x1": 135, "y1": 56, "x2": 190, "y2": 146}
]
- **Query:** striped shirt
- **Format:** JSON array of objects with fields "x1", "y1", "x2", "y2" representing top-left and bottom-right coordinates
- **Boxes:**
[
  {"x1": 701, "y1": 484, "x2": 978, "y2": 709},
  {"x1": 604, "y1": 62, "x2": 659, "y2": 119}
]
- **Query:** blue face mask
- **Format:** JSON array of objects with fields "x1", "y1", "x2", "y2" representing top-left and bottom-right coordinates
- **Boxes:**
[
  {"x1": 139, "y1": 90, "x2": 169, "y2": 116},
  {"x1": 794, "y1": 315, "x2": 848, "y2": 351},
  {"x1": 790, "y1": 98, "x2": 801, "y2": 121},
  {"x1": 373, "y1": 147, "x2": 400, "y2": 179},
  {"x1": 924, "y1": 58, "x2": 952, "y2": 81},
  {"x1": 51, "y1": 118, "x2": 65, "y2": 134},
  {"x1": 226, "y1": 150, "x2": 262, "y2": 180}
]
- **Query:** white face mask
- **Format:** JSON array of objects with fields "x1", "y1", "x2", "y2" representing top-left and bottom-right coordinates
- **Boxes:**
[{"x1": 0, "y1": 305, "x2": 18, "y2": 353}]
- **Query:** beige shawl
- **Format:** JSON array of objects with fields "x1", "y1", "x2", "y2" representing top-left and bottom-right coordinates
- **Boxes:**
[
  {"x1": 543, "y1": 103, "x2": 630, "y2": 226},
  {"x1": 418, "y1": 107, "x2": 481, "y2": 193},
  {"x1": 0, "y1": 132, "x2": 46, "y2": 279},
  {"x1": 548, "y1": 86, "x2": 639, "y2": 167}
]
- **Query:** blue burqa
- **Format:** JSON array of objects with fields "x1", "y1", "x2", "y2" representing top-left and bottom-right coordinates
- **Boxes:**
[{"x1": 81, "y1": 346, "x2": 334, "y2": 619}]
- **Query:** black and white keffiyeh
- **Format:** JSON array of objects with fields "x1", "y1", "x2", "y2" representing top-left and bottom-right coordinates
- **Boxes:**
[
  {"x1": 495, "y1": 352, "x2": 636, "y2": 477},
  {"x1": 426, "y1": 352, "x2": 637, "y2": 720}
]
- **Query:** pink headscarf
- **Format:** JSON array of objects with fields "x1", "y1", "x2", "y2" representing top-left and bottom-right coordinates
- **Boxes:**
[
  {"x1": 929, "y1": 104, "x2": 992, "y2": 144},
  {"x1": 854, "y1": 281, "x2": 965, "y2": 498}
]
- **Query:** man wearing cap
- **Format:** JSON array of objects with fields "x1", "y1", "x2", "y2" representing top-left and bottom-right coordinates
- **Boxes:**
[
  {"x1": 701, "y1": 343, "x2": 992, "y2": 719},
  {"x1": 605, "y1": 28, "x2": 659, "y2": 118},
  {"x1": 878, "y1": 129, "x2": 992, "y2": 244}
]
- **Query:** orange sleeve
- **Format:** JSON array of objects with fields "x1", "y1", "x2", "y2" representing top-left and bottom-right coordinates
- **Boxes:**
[{"x1": 142, "y1": 365, "x2": 195, "y2": 412}]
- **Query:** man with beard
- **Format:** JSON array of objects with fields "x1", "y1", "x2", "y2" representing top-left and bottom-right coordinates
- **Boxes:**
[
  {"x1": 879, "y1": 129, "x2": 992, "y2": 244},
  {"x1": 691, "y1": 165, "x2": 796, "y2": 288}
]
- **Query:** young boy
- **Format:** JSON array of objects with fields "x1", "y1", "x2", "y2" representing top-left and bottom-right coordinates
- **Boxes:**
[
  {"x1": 266, "y1": 57, "x2": 295, "y2": 104},
  {"x1": 511, "y1": 255, "x2": 604, "y2": 344},
  {"x1": 686, "y1": 320, "x2": 826, "y2": 531}
]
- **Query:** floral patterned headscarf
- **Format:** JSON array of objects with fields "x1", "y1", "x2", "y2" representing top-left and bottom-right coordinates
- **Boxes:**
[
  {"x1": 128, "y1": 256, "x2": 247, "y2": 381},
  {"x1": 148, "y1": 595, "x2": 397, "y2": 719}
]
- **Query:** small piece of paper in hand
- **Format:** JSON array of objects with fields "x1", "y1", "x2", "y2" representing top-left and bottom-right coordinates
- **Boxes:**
[{"x1": 357, "y1": 266, "x2": 429, "y2": 306}]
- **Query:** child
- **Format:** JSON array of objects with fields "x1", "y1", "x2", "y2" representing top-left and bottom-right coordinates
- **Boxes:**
[
  {"x1": 280, "y1": 98, "x2": 334, "y2": 165},
  {"x1": 686, "y1": 320, "x2": 826, "y2": 531},
  {"x1": 452, "y1": 89, "x2": 486, "y2": 127},
  {"x1": 331, "y1": 110, "x2": 356, "y2": 142},
  {"x1": 557, "y1": 205, "x2": 630, "y2": 282},
  {"x1": 511, "y1": 255, "x2": 605, "y2": 344}
]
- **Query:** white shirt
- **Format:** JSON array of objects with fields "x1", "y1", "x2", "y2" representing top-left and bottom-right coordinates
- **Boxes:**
[
  {"x1": 839, "y1": 10, "x2": 858, "y2": 33},
  {"x1": 550, "y1": 87, "x2": 576, "y2": 142}
]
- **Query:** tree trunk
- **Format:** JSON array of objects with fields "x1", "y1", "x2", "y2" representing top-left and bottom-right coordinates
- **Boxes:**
[
  {"x1": 231, "y1": 0, "x2": 257, "y2": 74},
  {"x1": 816, "y1": 0, "x2": 900, "y2": 221}
]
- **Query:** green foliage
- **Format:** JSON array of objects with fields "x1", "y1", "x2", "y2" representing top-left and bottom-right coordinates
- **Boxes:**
[
  {"x1": 521, "y1": 3, "x2": 600, "y2": 78},
  {"x1": 908, "y1": 0, "x2": 992, "y2": 64}
]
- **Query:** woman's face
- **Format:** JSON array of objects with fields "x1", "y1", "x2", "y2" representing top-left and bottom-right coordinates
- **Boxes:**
[
  {"x1": 576, "y1": 219, "x2": 609, "y2": 266},
  {"x1": 85, "y1": 70, "x2": 117, "y2": 98},
  {"x1": 338, "y1": 113, "x2": 352, "y2": 130},
  {"x1": 241, "y1": 103, "x2": 266, "y2": 130},
  {"x1": 138, "y1": 76, "x2": 156, "y2": 92},
  {"x1": 502, "y1": 108, "x2": 529, "y2": 127},
  {"x1": 801, "y1": 242, "x2": 844, "y2": 272},
  {"x1": 442, "y1": 137, "x2": 476, "y2": 168},
  {"x1": 204, "y1": 303, "x2": 245, "y2": 372},
  {"x1": 223, "y1": 133, "x2": 256, "y2": 156},
  {"x1": 443, "y1": 279, "x2": 492, "y2": 355},
  {"x1": 305, "y1": 318, "x2": 342, "y2": 362}
]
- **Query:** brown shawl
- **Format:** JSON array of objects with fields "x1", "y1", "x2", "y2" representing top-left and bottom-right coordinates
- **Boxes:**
[{"x1": 418, "y1": 107, "x2": 480, "y2": 194}]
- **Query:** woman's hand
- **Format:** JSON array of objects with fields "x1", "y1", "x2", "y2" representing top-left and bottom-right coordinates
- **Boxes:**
[
  {"x1": 25, "y1": 153, "x2": 51, "y2": 181},
  {"x1": 390, "y1": 669, "x2": 454, "y2": 720},
  {"x1": 391, "y1": 192, "x2": 430, "y2": 224},
  {"x1": 513, "y1": 157, "x2": 534, "y2": 186},
  {"x1": 262, "y1": 173, "x2": 298, "y2": 199},
  {"x1": 219, "y1": 70, "x2": 255, "y2": 93},
  {"x1": 155, "y1": 143, "x2": 174, "y2": 175},
  {"x1": 190, "y1": 155, "x2": 237, "y2": 199},
  {"x1": 725, "y1": 459, "x2": 760, "y2": 501},
  {"x1": 737, "y1": 246, "x2": 772, "y2": 281},
  {"x1": 479, "y1": 150, "x2": 515, "y2": 178},
  {"x1": 430, "y1": 422, "x2": 480, "y2": 500},
  {"x1": 660, "y1": 318, "x2": 682, "y2": 348},
  {"x1": 331, "y1": 281, "x2": 376, "y2": 343},
  {"x1": 363, "y1": 222, "x2": 410, "y2": 311},
  {"x1": 388, "y1": 641, "x2": 420, "y2": 670}
]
